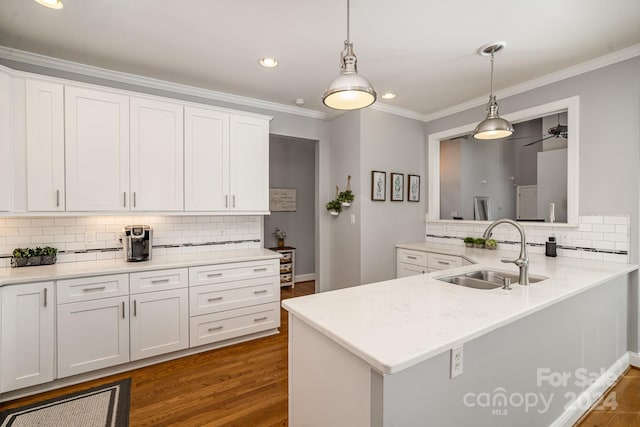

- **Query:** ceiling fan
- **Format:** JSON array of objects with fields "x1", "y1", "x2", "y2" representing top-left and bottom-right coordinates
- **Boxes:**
[{"x1": 511, "y1": 114, "x2": 568, "y2": 147}]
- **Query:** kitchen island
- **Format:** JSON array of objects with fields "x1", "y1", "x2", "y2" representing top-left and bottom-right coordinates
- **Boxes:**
[{"x1": 282, "y1": 243, "x2": 638, "y2": 427}]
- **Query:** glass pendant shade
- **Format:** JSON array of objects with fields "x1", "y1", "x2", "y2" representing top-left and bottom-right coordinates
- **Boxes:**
[{"x1": 473, "y1": 95, "x2": 514, "y2": 139}]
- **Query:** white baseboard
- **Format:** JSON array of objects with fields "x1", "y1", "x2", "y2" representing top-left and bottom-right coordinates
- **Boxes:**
[
  {"x1": 550, "y1": 352, "x2": 630, "y2": 427},
  {"x1": 629, "y1": 351, "x2": 640, "y2": 367},
  {"x1": 295, "y1": 273, "x2": 315, "y2": 283}
]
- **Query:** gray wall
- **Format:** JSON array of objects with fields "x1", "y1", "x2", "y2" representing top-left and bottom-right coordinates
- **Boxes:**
[
  {"x1": 327, "y1": 112, "x2": 362, "y2": 290},
  {"x1": 264, "y1": 134, "x2": 316, "y2": 277},
  {"x1": 513, "y1": 119, "x2": 542, "y2": 186},
  {"x1": 440, "y1": 139, "x2": 462, "y2": 219},
  {"x1": 360, "y1": 109, "x2": 426, "y2": 285},
  {"x1": 537, "y1": 148, "x2": 568, "y2": 222},
  {"x1": 424, "y1": 56, "x2": 640, "y2": 352}
]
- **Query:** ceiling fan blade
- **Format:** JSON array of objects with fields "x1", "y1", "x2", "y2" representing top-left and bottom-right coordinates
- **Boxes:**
[{"x1": 522, "y1": 135, "x2": 555, "y2": 147}]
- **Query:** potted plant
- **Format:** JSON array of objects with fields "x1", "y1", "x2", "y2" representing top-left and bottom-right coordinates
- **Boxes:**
[
  {"x1": 326, "y1": 199, "x2": 342, "y2": 216},
  {"x1": 485, "y1": 239, "x2": 497, "y2": 250},
  {"x1": 41, "y1": 246, "x2": 58, "y2": 265},
  {"x1": 12, "y1": 248, "x2": 29, "y2": 267},
  {"x1": 474, "y1": 238, "x2": 486, "y2": 249},
  {"x1": 27, "y1": 247, "x2": 43, "y2": 266},
  {"x1": 463, "y1": 237, "x2": 475, "y2": 248},
  {"x1": 337, "y1": 190, "x2": 355, "y2": 207},
  {"x1": 272, "y1": 227, "x2": 287, "y2": 247}
]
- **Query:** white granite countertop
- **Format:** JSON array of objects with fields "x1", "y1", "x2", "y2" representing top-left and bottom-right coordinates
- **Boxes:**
[
  {"x1": 282, "y1": 242, "x2": 638, "y2": 375},
  {"x1": 0, "y1": 248, "x2": 280, "y2": 286}
]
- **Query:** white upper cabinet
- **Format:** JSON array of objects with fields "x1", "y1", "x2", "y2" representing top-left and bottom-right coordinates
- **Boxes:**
[
  {"x1": 65, "y1": 86, "x2": 130, "y2": 211},
  {"x1": 229, "y1": 115, "x2": 269, "y2": 212},
  {"x1": 0, "y1": 68, "x2": 13, "y2": 211},
  {"x1": 184, "y1": 106, "x2": 229, "y2": 211},
  {"x1": 130, "y1": 97, "x2": 184, "y2": 211},
  {"x1": 26, "y1": 79, "x2": 65, "y2": 211},
  {"x1": 185, "y1": 108, "x2": 270, "y2": 213}
]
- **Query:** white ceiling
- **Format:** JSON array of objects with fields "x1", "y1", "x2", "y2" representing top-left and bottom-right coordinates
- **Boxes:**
[{"x1": 1, "y1": 0, "x2": 639, "y2": 117}]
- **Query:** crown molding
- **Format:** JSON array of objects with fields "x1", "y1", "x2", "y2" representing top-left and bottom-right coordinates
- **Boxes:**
[
  {"x1": 423, "y1": 43, "x2": 640, "y2": 122},
  {"x1": 369, "y1": 102, "x2": 426, "y2": 122},
  {"x1": 0, "y1": 46, "x2": 328, "y2": 120}
]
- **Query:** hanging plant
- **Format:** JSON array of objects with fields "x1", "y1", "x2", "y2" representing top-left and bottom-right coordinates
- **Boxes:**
[
  {"x1": 337, "y1": 175, "x2": 355, "y2": 207},
  {"x1": 325, "y1": 199, "x2": 342, "y2": 216}
]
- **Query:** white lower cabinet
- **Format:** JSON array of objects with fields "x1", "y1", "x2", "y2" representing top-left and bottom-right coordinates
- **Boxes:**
[
  {"x1": 0, "y1": 282, "x2": 55, "y2": 392},
  {"x1": 396, "y1": 248, "x2": 464, "y2": 278},
  {"x1": 57, "y1": 295, "x2": 130, "y2": 378},
  {"x1": 129, "y1": 268, "x2": 189, "y2": 361}
]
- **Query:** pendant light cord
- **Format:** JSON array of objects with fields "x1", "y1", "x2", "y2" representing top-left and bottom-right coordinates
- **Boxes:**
[
  {"x1": 489, "y1": 50, "x2": 495, "y2": 97},
  {"x1": 346, "y1": 0, "x2": 350, "y2": 43}
]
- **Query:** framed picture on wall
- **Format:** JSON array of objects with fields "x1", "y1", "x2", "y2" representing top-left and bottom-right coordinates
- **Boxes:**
[
  {"x1": 390, "y1": 173, "x2": 404, "y2": 201},
  {"x1": 371, "y1": 171, "x2": 386, "y2": 201},
  {"x1": 408, "y1": 174, "x2": 420, "y2": 202}
]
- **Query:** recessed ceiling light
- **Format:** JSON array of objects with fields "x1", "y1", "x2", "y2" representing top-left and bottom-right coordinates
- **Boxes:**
[
  {"x1": 259, "y1": 58, "x2": 278, "y2": 68},
  {"x1": 34, "y1": 0, "x2": 63, "y2": 9},
  {"x1": 381, "y1": 92, "x2": 397, "y2": 100}
]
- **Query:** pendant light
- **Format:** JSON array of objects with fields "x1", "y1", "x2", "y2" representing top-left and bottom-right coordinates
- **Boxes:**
[
  {"x1": 322, "y1": 0, "x2": 376, "y2": 110},
  {"x1": 473, "y1": 42, "x2": 513, "y2": 140}
]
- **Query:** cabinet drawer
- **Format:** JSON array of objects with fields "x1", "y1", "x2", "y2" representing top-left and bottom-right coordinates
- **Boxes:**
[
  {"x1": 397, "y1": 262, "x2": 426, "y2": 278},
  {"x1": 427, "y1": 253, "x2": 462, "y2": 270},
  {"x1": 189, "y1": 276, "x2": 279, "y2": 316},
  {"x1": 280, "y1": 263, "x2": 292, "y2": 274},
  {"x1": 280, "y1": 273, "x2": 292, "y2": 284},
  {"x1": 190, "y1": 302, "x2": 280, "y2": 347},
  {"x1": 130, "y1": 268, "x2": 188, "y2": 294},
  {"x1": 280, "y1": 252, "x2": 292, "y2": 262},
  {"x1": 189, "y1": 260, "x2": 278, "y2": 287},
  {"x1": 57, "y1": 274, "x2": 129, "y2": 304},
  {"x1": 397, "y1": 249, "x2": 428, "y2": 267}
]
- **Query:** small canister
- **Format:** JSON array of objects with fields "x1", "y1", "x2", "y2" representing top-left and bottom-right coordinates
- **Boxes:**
[{"x1": 545, "y1": 236, "x2": 557, "y2": 257}]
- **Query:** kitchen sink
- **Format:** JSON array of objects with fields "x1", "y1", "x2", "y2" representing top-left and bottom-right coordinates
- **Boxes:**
[{"x1": 437, "y1": 269, "x2": 547, "y2": 290}]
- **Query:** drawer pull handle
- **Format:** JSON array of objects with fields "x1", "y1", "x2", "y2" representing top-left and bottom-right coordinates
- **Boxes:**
[
  {"x1": 151, "y1": 279, "x2": 171, "y2": 284},
  {"x1": 134, "y1": 300, "x2": 137, "y2": 316},
  {"x1": 122, "y1": 301, "x2": 125, "y2": 319},
  {"x1": 254, "y1": 290, "x2": 268, "y2": 294},
  {"x1": 43, "y1": 288, "x2": 48, "y2": 307},
  {"x1": 437, "y1": 261, "x2": 450, "y2": 265},
  {"x1": 207, "y1": 297, "x2": 223, "y2": 302},
  {"x1": 253, "y1": 268, "x2": 268, "y2": 272},
  {"x1": 254, "y1": 316, "x2": 268, "y2": 322},
  {"x1": 208, "y1": 326, "x2": 223, "y2": 332},
  {"x1": 83, "y1": 286, "x2": 106, "y2": 292},
  {"x1": 207, "y1": 273, "x2": 223, "y2": 278},
  {"x1": 407, "y1": 256, "x2": 417, "y2": 260}
]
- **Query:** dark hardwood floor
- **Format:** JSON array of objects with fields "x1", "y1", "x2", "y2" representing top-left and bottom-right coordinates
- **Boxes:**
[
  {"x1": 575, "y1": 367, "x2": 640, "y2": 426},
  {"x1": 0, "y1": 281, "x2": 316, "y2": 426}
]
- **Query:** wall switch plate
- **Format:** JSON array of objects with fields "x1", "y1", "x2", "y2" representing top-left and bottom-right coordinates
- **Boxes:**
[
  {"x1": 350, "y1": 214, "x2": 356, "y2": 224},
  {"x1": 450, "y1": 345, "x2": 463, "y2": 378}
]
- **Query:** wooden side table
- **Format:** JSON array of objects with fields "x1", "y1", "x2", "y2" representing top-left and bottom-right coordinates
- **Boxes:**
[{"x1": 269, "y1": 246, "x2": 296, "y2": 288}]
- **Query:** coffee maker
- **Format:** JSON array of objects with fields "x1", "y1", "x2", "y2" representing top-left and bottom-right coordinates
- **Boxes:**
[{"x1": 121, "y1": 225, "x2": 152, "y2": 262}]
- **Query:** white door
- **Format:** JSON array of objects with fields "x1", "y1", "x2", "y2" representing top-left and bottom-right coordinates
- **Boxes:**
[
  {"x1": 65, "y1": 86, "x2": 129, "y2": 211},
  {"x1": 130, "y1": 97, "x2": 184, "y2": 211},
  {"x1": 130, "y1": 288, "x2": 189, "y2": 361},
  {"x1": 184, "y1": 106, "x2": 229, "y2": 211},
  {"x1": 1, "y1": 282, "x2": 55, "y2": 392},
  {"x1": 229, "y1": 115, "x2": 269, "y2": 212},
  {"x1": 517, "y1": 185, "x2": 538, "y2": 219},
  {"x1": 0, "y1": 68, "x2": 12, "y2": 211},
  {"x1": 57, "y1": 296, "x2": 129, "y2": 377},
  {"x1": 26, "y1": 79, "x2": 65, "y2": 211}
]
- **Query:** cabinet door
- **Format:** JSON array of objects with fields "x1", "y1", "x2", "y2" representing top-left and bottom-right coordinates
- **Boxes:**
[
  {"x1": 229, "y1": 115, "x2": 269, "y2": 212},
  {"x1": 1, "y1": 282, "x2": 54, "y2": 392},
  {"x1": 396, "y1": 262, "x2": 425, "y2": 278},
  {"x1": 57, "y1": 296, "x2": 129, "y2": 378},
  {"x1": 184, "y1": 106, "x2": 229, "y2": 211},
  {"x1": 65, "y1": 86, "x2": 129, "y2": 211},
  {"x1": 26, "y1": 79, "x2": 65, "y2": 211},
  {"x1": 0, "y1": 68, "x2": 12, "y2": 211},
  {"x1": 130, "y1": 288, "x2": 189, "y2": 361},
  {"x1": 130, "y1": 97, "x2": 184, "y2": 211}
]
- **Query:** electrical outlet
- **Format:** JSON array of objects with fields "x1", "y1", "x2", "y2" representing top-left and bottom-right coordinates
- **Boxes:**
[
  {"x1": 350, "y1": 214, "x2": 356, "y2": 224},
  {"x1": 450, "y1": 345, "x2": 463, "y2": 378}
]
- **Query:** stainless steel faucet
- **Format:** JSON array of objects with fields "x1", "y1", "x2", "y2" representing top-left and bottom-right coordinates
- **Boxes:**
[{"x1": 483, "y1": 219, "x2": 530, "y2": 286}]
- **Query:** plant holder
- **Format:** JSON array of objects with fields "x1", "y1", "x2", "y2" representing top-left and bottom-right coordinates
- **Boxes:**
[
  {"x1": 338, "y1": 176, "x2": 355, "y2": 207},
  {"x1": 11, "y1": 246, "x2": 58, "y2": 268}
]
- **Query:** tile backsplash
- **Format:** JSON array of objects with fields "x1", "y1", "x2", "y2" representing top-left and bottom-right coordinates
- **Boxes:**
[
  {"x1": 0, "y1": 215, "x2": 263, "y2": 267},
  {"x1": 426, "y1": 215, "x2": 630, "y2": 263}
]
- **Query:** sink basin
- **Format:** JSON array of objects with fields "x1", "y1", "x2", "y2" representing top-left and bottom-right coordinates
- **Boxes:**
[{"x1": 437, "y1": 270, "x2": 547, "y2": 290}]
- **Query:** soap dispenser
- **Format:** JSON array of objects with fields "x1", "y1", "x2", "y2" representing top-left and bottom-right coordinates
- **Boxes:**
[{"x1": 545, "y1": 236, "x2": 557, "y2": 257}]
